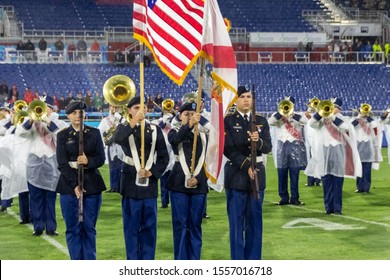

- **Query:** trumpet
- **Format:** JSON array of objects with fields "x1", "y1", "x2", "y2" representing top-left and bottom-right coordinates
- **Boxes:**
[
  {"x1": 277, "y1": 99, "x2": 294, "y2": 116},
  {"x1": 13, "y1": 111, "x2": 29, "y2": 126},
  {"x1": 359, "y1": 103, "x2": 373, "y2": 117},
  {"x1": 28, "y1": 99, "x2": 48, "y2": 121},
  {"x1": 317, "y1": 100, "x2": 335, "y2": 118},
  {"x1": 307, "y1": 97, "x2": 320, "y2": 110},
  {"x1": 14, "y1": 100, "x2": 28, "y2": 112}
]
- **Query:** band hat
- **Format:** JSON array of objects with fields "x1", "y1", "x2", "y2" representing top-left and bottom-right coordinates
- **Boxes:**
[
  {"x1": 333, "y1": 97, "x2": 343, "y2": 109},
  {"x1": 65, "y1": 100, "x2": 87, "y2": 114},
  {"x1": 286, "y1": 96, "x2": 295, "y2": 104},
  {"x1": 179, "y1": 102, "x2": 197, "y2": 113},
  {"x1": 237, "y1": 85, "x2": 251, "y2": 96},
  {"x1": 127, "y1": 96, "x2": 145, "y2": 109}
]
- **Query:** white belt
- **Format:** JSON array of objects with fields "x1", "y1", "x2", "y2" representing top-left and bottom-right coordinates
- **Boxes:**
[
  {"x1": 174, "y1": 155, "x2": 180, "y2": 162},
  {"x1": 123, "y1": 156, "x2": 134, "y2": 166},
  {"x1": 69, "y1": 161, "x2": 78, "y2": 169}
]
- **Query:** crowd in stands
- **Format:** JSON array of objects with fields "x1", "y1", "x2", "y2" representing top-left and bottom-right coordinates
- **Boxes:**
[{"x1": 335, "y1": 0, "x2": 389, "y2": 10}]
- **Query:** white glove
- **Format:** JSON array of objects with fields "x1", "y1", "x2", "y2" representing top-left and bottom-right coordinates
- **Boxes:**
[
  {"x1": 162, "y1": 113, "x2": 173, "y2": 123},
  {"x1": 114, "y1": 112, "x2": 122, "y2": 122},
  {"x1": 5, "y1": 113, "x2": 11, "y2": 121}
]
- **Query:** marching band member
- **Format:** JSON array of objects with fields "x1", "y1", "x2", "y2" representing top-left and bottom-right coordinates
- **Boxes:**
[
  {"x1": 166, "y1": 102, "x2": 208, "y2": 260},
  {"x1": 98, "y1": 104, "x2": 123, "y2": 193},
  {"x1": 304, "y1": 98, "x2": 321, "y2": 187},
  {"x1": 16, "y1": 99, "x2": 67, "y2": 236},
  {"x1": 380, "y1": 108, "x2": 390, "y2": 164},
  {"x1": 351, "y1": 104, "x2": 382, "y2": 193},
  {"x1": 306, "y1": 97, "x2": 361, "y2": 215},
  {"x1": 224, "y1": 85, "x2": 272, "y2": 260},
  {"x1": 114, "y1": 96, "x2": 168, "y2": 260},
  {"x1": 151, "y1": 100, "x2": 176, "y2": 208},
  {"x1": 56, "y1": 100, "x2": 106, "y2": 259},
  {"x1": 269, "y1": 96, "x2": 308, "y2": 205}
]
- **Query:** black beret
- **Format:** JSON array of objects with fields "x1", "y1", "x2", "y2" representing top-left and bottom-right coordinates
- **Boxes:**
[
  {"x1": 333, "y1": 97, "x2": 343, "y2": 108},
  {"x1": 65, "y1": 100, "x2": 86, "y2": 114},
  {"x1": 127, "y1": 96, "x2": 145, "y2": 108},
  {"x1": 179, "y1": 102, "x2": 197, "y2": 113},
  {"x1": 237, "y1": 85, "x2": 251, "y2": 96}
]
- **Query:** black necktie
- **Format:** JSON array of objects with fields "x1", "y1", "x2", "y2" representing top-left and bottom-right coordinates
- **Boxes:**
[{"x1": 244, "y1": 114, "x2": 249, "y2": 123}]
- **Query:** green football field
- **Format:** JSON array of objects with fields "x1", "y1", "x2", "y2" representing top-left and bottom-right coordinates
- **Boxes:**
[{"x1": 1, "y1": 150, "x2": 390, "y2": 260}]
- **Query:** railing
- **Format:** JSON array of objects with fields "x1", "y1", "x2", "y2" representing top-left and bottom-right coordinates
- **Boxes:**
[
  {"x1": 0, "y1": 49, "x2": 387, "y2": 65},
  {"x1": 235, "y1": 50, "x2": 386, "y2": 64}
]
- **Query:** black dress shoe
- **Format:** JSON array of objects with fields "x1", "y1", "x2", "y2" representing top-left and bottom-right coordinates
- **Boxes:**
[
  {"x1": 161, "y1": 204, "x2": 168, "y2": 208},
  {"x1": 325, "y1": 210, "x2": 333, "y2": 215},
  {"x1": 290, "y1": 199, "x2": 305, "y2": 206},
  {"x1": 355, "y1": 190, "x2": 363, "y2": 193},
  {"x1": 0, "y1": 207, "x2": 7, "y2": 213},
  {"x1": 32, "y1": 230, "x2": 43, "y2": 236},
  {"x1": 202, "y1": 213, "x2": 210, "y2": 219},
  {"x1": 276, "y1": 200, "x2": 289, "y2": 205},
  {"x1": 334, "y1": 211, "x2": 342, "y2": 215},
  {"x1": 46, "y1": 230, "x2": 59, "y2": 236},
  {"x1": 19, "y1": 220, "x2": 30, "y2": 224}
]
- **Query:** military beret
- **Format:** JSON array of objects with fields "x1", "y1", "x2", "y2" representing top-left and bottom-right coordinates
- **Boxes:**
[
  {"x1": 237, "y1": 85, "x2": 251, "y2": 96},
  {"x1": 179, "y1": 102, "x2": 197, "y2": 113},
  {"x1": 127, "y1": 96, "x2": 145, "y2": 109},
  {"x1": 65, "y1": 100, "x2": 87, "y2": 114}
]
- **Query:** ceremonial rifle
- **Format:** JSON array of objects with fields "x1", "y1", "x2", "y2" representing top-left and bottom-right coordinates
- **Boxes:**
[
  {"x1": 78, "y1": 105, "x2": 84, "y2": 222},
  {"x1": 250, "y1": 84, "x2": 260, "y2": 199}
]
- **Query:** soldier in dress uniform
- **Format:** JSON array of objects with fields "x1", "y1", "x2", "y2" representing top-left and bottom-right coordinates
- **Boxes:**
[
  {"x1": 224, "y1": 85, "x2": 272, "y2": 260},
  {"x1": 166, "y1": 102, "x2": 208, "y2": 260},
  {"x1": 56, "y1": 100, "x2": 106, "y2": 260},
  {"x1": 113, "y1": 96, "x2": 168, "y2": 260}
]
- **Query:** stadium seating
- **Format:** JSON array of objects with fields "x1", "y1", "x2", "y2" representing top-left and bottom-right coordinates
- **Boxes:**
[
  {"x1": 0, "y1": 0, "x2": 323, "y2": 32},
  {"x1": 1, "y1": 63, "x2": 389, "y2": 114}
]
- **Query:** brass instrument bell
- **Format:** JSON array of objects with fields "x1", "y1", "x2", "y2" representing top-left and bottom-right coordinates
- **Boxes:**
[
  {"x1": 28, "y1": 99, "x2": 48, "y2": 121},
  {"x1": 162, "y1": 98, "x2": 175, "y2": 111},
  {"x1": 359, "y1": 103, "x2": 372, "y2": 117},
  {"x1": 277, "y1": 99, "x2": 294, "y2": 116},
  {"x1": 307, "y1": 97, "x2": 320, "y2": 110},
  {"x1": 14, "y1": 100, "x2": 28, "y2": 112},
  {"x1": 13, "y1": 110, "x2": 29, "y2": 126},
  {"x1": 317, "y1": 100, "x2": 335, "y2": 118},
  {"x1": 103, "y1": 75, "x2": 136, "y2": 107}
]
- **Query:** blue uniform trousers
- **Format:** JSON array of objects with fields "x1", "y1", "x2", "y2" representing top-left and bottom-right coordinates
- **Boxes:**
[
  {"x1": 321, "y1": 174, "x2": 344, "y2": 213},
  {"x1": 170, "y1": 191, "x2": 206, "y2": 260},
  {"x1": 356, "y1": 162, "x2": 372, "y2": 192},
  {"x1": 122, "y1": 197, "x2": 157, "y2": 260},
  {"x1": 107, "y1": 149, "x2": 121, "y2": 192},
  {"x1": 28, "y1": 183, "x2": 57, "y2": 232},
  {"x1": 18, "y1": 191, "x2": 30, "y2": 222},
  {"x1": 226, "y1": 188, "x2": 264, "y2": 260},
  {"x1": 60, "y1": 193, "x2": 102, "y2": 260},
  {"x1": 277, "y1": 167, "x2": 300, "y2": 202},
  {"x1": 307, "y1": 176, "x2": 321, "y2": 186},
  {"x1": 160, "y1": 170, "x2": 171, "y2": 207}
]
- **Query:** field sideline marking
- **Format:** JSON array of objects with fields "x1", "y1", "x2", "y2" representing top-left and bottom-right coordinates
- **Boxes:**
[
  {"x1": 7, "y1": 209, "x2": 69, "y2": 257},
  {"x1": 281, "y1": 203, "x2": 390, "y2": 229}
]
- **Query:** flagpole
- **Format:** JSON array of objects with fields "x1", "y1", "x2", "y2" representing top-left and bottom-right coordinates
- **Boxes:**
[
  {"x1": 190, "y1": 57, "x2": 205, "y2": 174},
  {"x1": 139, "y1": 42, "x2": 145, "y2": 169}
]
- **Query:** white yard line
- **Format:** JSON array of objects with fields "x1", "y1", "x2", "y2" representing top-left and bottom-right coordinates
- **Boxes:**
[{"x1": 7, "y1": 208, "x2": 69, "y2": 257}]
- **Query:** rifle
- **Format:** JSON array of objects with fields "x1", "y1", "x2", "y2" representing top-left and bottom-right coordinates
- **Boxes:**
[
  {"x1": 250, "y1": 84, "x2": 260, "y2": 199},
  {"x1": 78, "y1": 105, "x2": 84, "y2": 223}
]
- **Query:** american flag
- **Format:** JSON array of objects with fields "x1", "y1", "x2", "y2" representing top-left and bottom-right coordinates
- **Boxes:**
[{"x1": 133, "y1": 0, "x2": 205, "y2": 85}]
